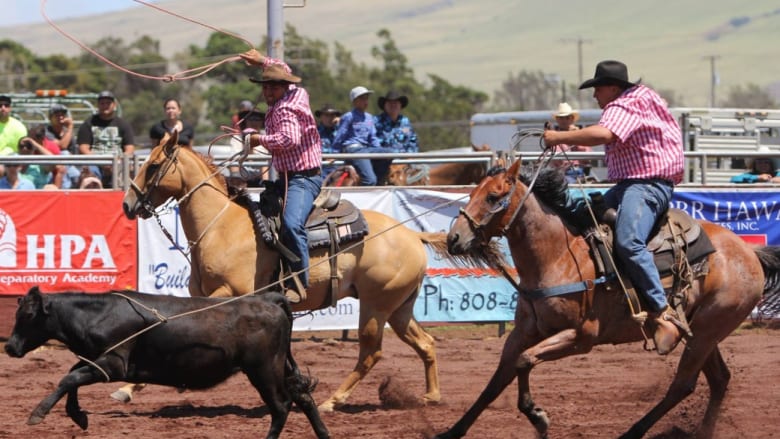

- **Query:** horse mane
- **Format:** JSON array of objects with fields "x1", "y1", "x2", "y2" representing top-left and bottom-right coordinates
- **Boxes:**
[
  {"x1": 518, "y1": 166, "x2": 570, "y2": 211},
  {"x1": 183, "y1": 146, "x2": 228, "y2": 191}
]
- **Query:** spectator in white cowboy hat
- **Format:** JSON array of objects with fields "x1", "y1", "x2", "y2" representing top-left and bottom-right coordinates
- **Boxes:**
[
  {"x1": 544, "y1": 59, "x2": 686, "y2": 355},
  {"x1": 332, "y1": 86, "x2": 385, "y2": 185},
  {"x1": 550, "y1": 102, "x2": 593, "y2": 183}
]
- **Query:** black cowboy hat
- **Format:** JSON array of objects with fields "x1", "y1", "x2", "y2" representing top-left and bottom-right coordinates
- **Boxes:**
[
  {"x1": 579, "y1": 60, "x2": 639, "y2": 90},
  {"x1": 377, "y1": 90, "x2": 409, "y2": 110},
  {"x1": 249, "y1": 64, "x2": 301, "y2": 84},
  {"x1": 314, "y1": 103, "x2": 342, "y2": 118}
]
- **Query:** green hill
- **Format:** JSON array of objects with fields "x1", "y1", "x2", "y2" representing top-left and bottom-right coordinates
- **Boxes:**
[{"x1": 4, "y1": 0, "x2": 779, "y2": 107}]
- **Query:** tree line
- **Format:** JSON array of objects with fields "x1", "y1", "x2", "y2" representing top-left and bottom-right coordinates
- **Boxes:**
[{"x1": 1, "y1": 26, "x2": 776, "y2": 150}]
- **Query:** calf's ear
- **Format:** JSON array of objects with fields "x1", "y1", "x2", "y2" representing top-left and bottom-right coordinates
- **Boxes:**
[{"x1": 26, "y1": 286, "x2": 51, "y2": 316}]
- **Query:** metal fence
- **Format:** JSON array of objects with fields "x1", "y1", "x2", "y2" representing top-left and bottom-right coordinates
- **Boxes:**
[{"x1": 2, "y1": 149, "x2": 779, "y2": 190}]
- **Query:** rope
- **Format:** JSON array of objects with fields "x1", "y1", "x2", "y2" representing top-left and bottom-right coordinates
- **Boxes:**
[{"x1": 40, "y1": 0, "x2": 252, "y2": 82}]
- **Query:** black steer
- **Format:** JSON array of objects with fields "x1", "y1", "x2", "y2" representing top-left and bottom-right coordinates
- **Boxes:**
[{"x1": 4, "y1": 286, "x2": 330, "y2": 439}]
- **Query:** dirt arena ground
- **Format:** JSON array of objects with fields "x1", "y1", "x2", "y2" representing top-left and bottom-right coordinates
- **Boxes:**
[{"x1": 0, "y1": 322, "x2": 777, "y2": 439}]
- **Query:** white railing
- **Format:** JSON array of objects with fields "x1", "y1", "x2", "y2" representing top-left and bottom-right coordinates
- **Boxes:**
[{"x1": 3, "y1": 149, "x2": 779, "y2": 190}]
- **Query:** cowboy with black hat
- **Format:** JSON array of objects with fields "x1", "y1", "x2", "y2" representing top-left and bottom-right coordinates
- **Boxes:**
[
  {"x1": 372, "y1": 90, "x2": 419, "y2": 184},
  {"x1": 238, "y1": 48, "x2": 323, "y2": 303},
  {"x1": 375, "y1": 90, "x2": 418, "y2": 153},
  {"x1": 314, "y1": 103, "x2": 342, "y2": 175},
  {"x1": 543, "y1": 60, "x2": 687, "y2": 356}
]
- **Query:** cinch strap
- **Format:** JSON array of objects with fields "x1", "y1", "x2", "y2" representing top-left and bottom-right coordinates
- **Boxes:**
[{"x1": 524, "y1": 275, "x2": 613, "y2": 300}]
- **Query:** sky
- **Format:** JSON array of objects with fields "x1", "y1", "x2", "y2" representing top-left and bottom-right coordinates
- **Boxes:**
[{"x1": 3, "y1": 1, "x2": 144, "y2": 27}]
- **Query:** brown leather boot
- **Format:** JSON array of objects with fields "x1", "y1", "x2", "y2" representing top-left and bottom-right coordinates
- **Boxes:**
[{"x1": 653, "y1": 305, "x2": 682, "y2": 355}]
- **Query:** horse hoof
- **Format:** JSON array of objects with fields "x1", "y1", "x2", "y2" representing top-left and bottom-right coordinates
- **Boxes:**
[
  {"x1": 317, "y1": 401, "x2": 336, "y2": 413},
  {"x1": 110, "y1": 389, "x2": 132, "y2": 403},
  {"x1": 422, "y1": 392, "x2": 442, "y2": 405},
  {"x1": 27, "y1": 414, "x2": 44, "y2": 425}
]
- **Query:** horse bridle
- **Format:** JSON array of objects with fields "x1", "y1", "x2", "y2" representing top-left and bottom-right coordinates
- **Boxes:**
[
  {"x1": 128, "y1": 143, "x2": 181, "y2": 217},
  {"x1": 458, "y1": 165, "x2": 544, "y2": 242}
]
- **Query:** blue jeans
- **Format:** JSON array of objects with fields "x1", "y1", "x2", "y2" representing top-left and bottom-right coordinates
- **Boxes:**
[
  {"x1": 281, "y1": 173, "x2": 323, "y2": 287},
  {"x1": 607, "y1": 179, "x2": 673, "y2": 312},
  {"x1": 565, "y1": 179, "x2": 673, "y2": 312},
  {"x1": 344, "y1": 143, "x2": 388, "y2": 186}
]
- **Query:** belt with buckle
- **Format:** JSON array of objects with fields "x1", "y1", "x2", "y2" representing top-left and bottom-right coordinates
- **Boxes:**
[{"x1": 284, "y1": 167, "x2": 321, "y2": 178}]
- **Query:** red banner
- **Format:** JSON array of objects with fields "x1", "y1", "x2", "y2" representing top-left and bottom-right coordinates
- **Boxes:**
[{"x1": 0, "y1": 191, "x2": 137, "y2": 295}]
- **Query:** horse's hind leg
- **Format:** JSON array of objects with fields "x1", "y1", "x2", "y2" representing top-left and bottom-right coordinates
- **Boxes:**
[
  {"x1": 318, "y1": 314, "x2": 387, "y2": 412},
  {"x1": 433, "y1": 327, "x2": 528, "y2": 439},
  {"x1": 697, "y1": 346, "x2": 731, "y2": 438},
  {"x1": 620, "y1": 340, "x2": 720, "y2": 439},
  {"x1": 387, "y1": 301, "x2": 440, "y2": 404}
]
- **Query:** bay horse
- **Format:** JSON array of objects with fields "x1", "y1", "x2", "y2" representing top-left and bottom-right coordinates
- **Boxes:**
[
  {"x1": 386, "y1": 144, "x2": 500, "y2": 186},
  {"x1": 439, "y1": 161, "x2": 780, "y2": 438},
  {"x1": 121, "y1": 132, "x2": 485, "y2": 412}
]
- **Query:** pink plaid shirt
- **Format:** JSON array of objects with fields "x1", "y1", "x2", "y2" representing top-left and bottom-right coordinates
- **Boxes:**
[
  {"x1": 599, "y1": 85, "x2": 684, "y2": 184},
  {"x1": 257, "y1": 58, "x2": 322, "y2": 173}
]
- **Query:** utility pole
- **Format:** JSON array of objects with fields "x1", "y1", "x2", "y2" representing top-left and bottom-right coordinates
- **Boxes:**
[
  {"x1": 561, "y1": 37, "x2": 592, "y2": 109},
  {"x1": 702, "y1": 55, "x2": 720, "y2": 107},
  {"x1": 267, "y1": 0, "x2": 284, "y2": 60}
]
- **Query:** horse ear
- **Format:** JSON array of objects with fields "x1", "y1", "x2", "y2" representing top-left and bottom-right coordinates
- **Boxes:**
[
  {"x1": 162, "y1": 131, "x2": 179, "y2": 158},
  {"x1": 506, "y1": 159, "x2": 522, "y2": 179}
]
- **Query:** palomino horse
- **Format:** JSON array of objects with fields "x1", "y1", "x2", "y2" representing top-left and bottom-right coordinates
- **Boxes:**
[
  {"x1": 386, "y1": 144, "x2": 501, "y2": 186},
  {"x1": 121, "y1": 132, "x2": 485, "y2": 412},
  {"x1": 439, "y1": 161, "x2": 780, "y2": 438}
]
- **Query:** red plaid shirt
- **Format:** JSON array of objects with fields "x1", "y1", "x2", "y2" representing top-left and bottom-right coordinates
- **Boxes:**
[
  {"x1": 257, "y1": 58, "x2": 322, "y2": 173},
  {"x1": 599, "y1": 85, "x2": 684, "y2": 184}
]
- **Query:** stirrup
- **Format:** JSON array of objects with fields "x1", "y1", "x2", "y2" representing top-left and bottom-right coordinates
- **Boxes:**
[
  {"x1": 283, "y1": 273, "x2": 307, "y2": 304},
  {"x1": 663, "y1": 304, "x2": 693, "y2": 338}
]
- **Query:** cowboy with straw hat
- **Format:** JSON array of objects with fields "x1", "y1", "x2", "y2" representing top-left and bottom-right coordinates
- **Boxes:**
[
  {"x1": 552, "y1": 102, "x2": 580, "y2": 124},
  {"x1": 549, "y1": 102, "x2": 590, "y2": 183},
  {"x1": 238, "y1": 48, "x2": 323, "y2": 303},
  {"x1": 543, "y1": 60, "x2": 687, "y2": 356}
]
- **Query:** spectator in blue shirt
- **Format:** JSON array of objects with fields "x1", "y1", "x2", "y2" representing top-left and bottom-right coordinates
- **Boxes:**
[
  {"x1": 374, "y1": 90, "x2": 419, "y2": 184},
  {"x1": 332, "y1": 86, "x2": 384, "y2": 186},
  {"x1": 315, "y1": 103, "x2": 342, "y2": 176},
  {"x1": 730, "y1": 156, "x2": 780, "y2": 183},
  {"x1": 0, "y1": 162, "x2": 35, "y2": 190}
]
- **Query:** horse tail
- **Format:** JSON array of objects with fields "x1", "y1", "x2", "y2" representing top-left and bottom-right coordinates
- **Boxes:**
[
  {"x1": 416, "y1": 231, "x2": 507, "y2": 268},
  {"x1": 755, "y1": 246, "x2": 780, "y2": 318}
]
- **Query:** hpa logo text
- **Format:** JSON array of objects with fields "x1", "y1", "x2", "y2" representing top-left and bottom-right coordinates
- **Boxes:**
[{"x1": 0, "y1": 208, "x2": 116, "y2": 270}]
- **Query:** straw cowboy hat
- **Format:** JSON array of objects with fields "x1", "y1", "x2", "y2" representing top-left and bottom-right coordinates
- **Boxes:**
[
  {"x1": 553, "y1": 102, "x2": 579, "y2": 121},
  {"x1": 377, "y1": 90, "x2": 409, "y2": 110},
  {"x1": 579, "y1": 60, "x2": 639, "y2": 89},
  {"x1": 249, "y1": 65, "x2": 301, "y2": 84}
]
